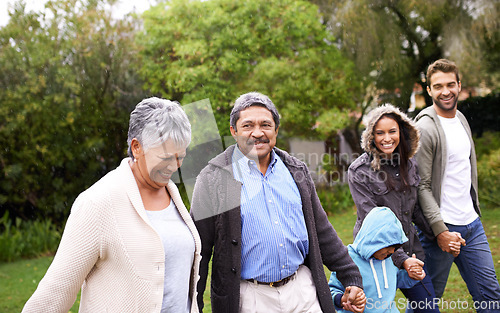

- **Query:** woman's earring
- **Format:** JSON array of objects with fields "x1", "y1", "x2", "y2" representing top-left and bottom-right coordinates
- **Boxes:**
[{"x1": 134, "y1": 158, "x2": 138, "y2": 163}]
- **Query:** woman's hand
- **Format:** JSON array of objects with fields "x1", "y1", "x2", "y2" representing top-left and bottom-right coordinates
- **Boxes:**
[{"x1": 403, "y1": 254, "x2": 426, "y2": 280}]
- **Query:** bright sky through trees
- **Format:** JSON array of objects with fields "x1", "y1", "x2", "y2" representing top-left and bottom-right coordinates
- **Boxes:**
[{"x1": 0, "y1": 0, "x2": 155, "y2": 26}]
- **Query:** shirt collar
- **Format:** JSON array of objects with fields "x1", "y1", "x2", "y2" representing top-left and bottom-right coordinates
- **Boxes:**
[
  {"x1": 268, "y1": 149, "x2": 278, "y2": 172},
  {"x1": 232, "y1": 145, "x2": 278, "y2": 174}
]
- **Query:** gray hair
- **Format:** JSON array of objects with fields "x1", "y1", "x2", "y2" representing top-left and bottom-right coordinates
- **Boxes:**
[
  {"x1": 230, "y1": 92, "x2": 280, "y2": 130},
  {"x1": 127, "y1": 97, "x2": 191, "y2": 159}
]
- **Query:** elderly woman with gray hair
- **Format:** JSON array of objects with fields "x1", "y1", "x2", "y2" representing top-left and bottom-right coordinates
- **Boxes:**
[{"x1": 22, "y1": 97, "x2": 201, "y2": 313}]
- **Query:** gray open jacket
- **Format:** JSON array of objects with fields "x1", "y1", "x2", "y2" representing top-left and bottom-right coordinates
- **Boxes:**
[
  {"x1": 190, "y1": 145, "x2": 363, "y2": 313},
  {"x1": 348, "y1": 105, "x2": 433, "y2": 269},
  {"x1": 414, "y1": 106, "x2": 480, "y2": 236}
]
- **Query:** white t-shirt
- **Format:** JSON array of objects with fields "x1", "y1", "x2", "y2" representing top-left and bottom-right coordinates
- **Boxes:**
[
  {"x1": 438, "y1": 115, "x2": 478, "y2": 225},
  {"x1": 146, "y1": 200, "x2": 195, "y2": 313}
]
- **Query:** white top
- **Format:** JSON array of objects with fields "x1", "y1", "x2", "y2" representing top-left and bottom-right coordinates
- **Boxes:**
[
  {"x1": 22, "y1": 158, "x2": 201, "y2": 313},
  {"x1": 438, "y1": 116, "x2": 479, "y2": 225},
  {"x1": 146, "y1": 200, "x2": 195, "y2": 313}
]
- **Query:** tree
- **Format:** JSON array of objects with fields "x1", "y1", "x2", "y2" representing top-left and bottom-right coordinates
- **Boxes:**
[
  {"x1": 138, "y1": 0, "x2": 363, "y2": 142},
  {"x1": 311, "y1": 0, "x2": 500, "y2": 108},
  {"x1": 471, "y1": 1, "x2": 500, "y2": 90},
  {"x1": 0, "y1": 0, "x2": 144, "y2": 223}
]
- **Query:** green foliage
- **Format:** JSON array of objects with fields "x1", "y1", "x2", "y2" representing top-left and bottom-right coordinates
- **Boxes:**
[
  {"x1": 0, "y1": 212, "x2": 61, "y2": 262},
  {"x1": 0, "y1": 0, "x2": 145, "y2": 223},
  {"x1": 474, "y1": 131, "x2": 500, "y2": 157},
  {"x1": 316, "y1": 184, "x2": 354, "y2": 216},
  {"x1": 475, "y1": 132, "x2": 500, "y2": 209},
  {"x1": 138, "y1": 0, "x2": 361, "y2": 141},
  {"x1": 477, "y1": 148, "x2": 500, "y2": 208},
  {"x1": 317, "y1": 0, "x2": 500, "y2": 108},
  {"x1": 458, "y1": 93, "x2": 500, "y2": 137}
]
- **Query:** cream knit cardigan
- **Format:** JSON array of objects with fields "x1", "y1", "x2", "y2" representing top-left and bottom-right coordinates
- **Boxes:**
[{"x1": 22, "y1": 158, "x2": 202, "y2": 313}]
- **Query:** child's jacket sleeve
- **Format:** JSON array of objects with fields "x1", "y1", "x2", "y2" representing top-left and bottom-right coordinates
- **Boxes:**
[
  {"x1": 397, "y1": 269, "x2": 419, "y2": 289},
  {"x1": 328, "y1": 271, "x2": 348, "y2": 312}
]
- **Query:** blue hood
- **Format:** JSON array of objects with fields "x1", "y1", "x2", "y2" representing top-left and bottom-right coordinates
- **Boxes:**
[
  {"x1": 351, "y1": 207, "x2": 408, "y2": 260},
  {"x1": 329, "y1": 207, "x2": 416, "y2": 312}
]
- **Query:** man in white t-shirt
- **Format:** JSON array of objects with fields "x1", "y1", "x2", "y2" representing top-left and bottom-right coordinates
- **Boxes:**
[{"x1": 415, "y1": 59, "x2": 500, "y2": 312}]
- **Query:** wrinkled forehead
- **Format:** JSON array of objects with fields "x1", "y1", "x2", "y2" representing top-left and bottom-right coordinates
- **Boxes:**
[{"x1": 238, "y1": 105, "x2": 274, "y2": 122}]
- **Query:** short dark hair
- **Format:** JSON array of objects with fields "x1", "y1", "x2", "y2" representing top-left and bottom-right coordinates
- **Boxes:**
[
  {"x1": 426, "y1": 59, "x2": 460, "y2": 86},
  {"x1": 230, "y1": 92, "x2": 280, "y2": 131}
]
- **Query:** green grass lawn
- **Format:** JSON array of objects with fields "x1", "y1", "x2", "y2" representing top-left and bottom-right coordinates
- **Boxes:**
[
  {"x1": 2, "y1": 207, "x2": 499, "y2": 312},
  {"x1": 0, "y1": 255, "x2": 80, "y2": 312}
]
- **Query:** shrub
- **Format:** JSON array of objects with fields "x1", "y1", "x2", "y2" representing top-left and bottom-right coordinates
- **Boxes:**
[
  {"x1": 0, "y1": 212, "x2": 61, "y2": 263},
  {"x1": 316, "y1": 184, "x2": 355, "y2": 215},
  {"x1": 0, "y1": 1, "x2": 144, "y2": 226},
  {"x1": 475, "y1": 131, "x2": 500, "y2": 210},
  {"x1": 458, "y1": 93, "x2": 500, "y2": 137},
  {"x1": 477, "y1": 148, "x2": 500, "y2": 209},
  {"x1": 474, "y1": 131, "x2": 500, "y2": 157}
]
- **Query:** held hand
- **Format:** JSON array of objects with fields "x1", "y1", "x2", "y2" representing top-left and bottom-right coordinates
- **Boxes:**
[
  {"x1": 342, "y1": 286, "x2": 366, "y2": 313},
  {"x1": 437, "y1": 231, "x2": 466, "y2": 255},
  {"x1": 449, "y1": 233, "x2": 466, "y2": 257},
  {"x1": 449, "y1": 241, "x2": 461, "y2": 257},
  {"x1": 403, "y1": 254, "x2": 425, "y2": 280},
  {"x1": 407, "y1": 264, "x2": 426, "y2": 281}
]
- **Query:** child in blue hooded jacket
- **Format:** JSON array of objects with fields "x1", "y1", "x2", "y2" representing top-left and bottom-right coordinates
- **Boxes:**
[{"x1": 329, "y1": 207, "x2": 425, "y2": 312}]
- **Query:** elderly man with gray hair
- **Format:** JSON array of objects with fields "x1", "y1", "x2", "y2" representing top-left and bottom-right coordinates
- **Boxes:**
[{"x1": 190, "y1": 92, "x2": 365, "y2": 313}]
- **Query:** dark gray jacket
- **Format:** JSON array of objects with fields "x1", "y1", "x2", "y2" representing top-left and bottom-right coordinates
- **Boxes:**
[
  {"x1": 191, "y1": 145, "x2": 363, "y2": 313},
  {"x1": 349, "y1": 154, "x2": 432, "y2": 268},
  {"x1": 349, "y1": 104, "x2": 433, "y2": 269},
  {"x1": 415, "y1": 106, "x2": 480, "y2": 236}
]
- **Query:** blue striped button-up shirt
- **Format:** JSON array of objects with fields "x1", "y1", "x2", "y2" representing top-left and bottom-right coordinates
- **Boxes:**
[{"x1": 232, "y1": 146, "x2": 309, "y2": 282}]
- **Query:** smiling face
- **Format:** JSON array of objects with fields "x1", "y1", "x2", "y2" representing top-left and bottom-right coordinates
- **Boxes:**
[
  {"x1": 373, "y1": 116, "x2": 400, "y2": 159},
  {"x1": 427, "y1": 71, "x2": 461, "y2": 118},
  {"x1": 230, "y1": 105, "x2": 278, "y2": 165},
  {"x1": 372, "y1": 246, "x2": 396, "y2": 260},
  {"x1": 133, "y1": 139, "x2": 186, "y2": 189}
]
